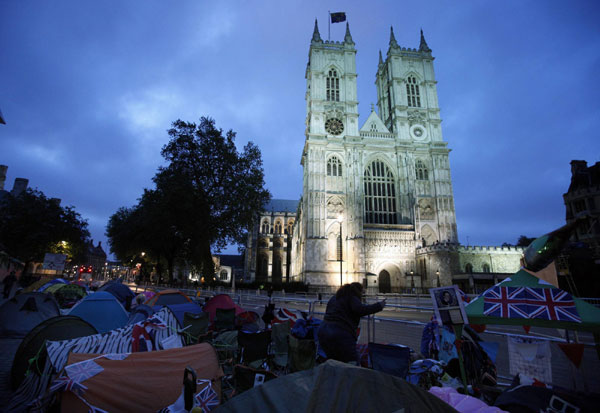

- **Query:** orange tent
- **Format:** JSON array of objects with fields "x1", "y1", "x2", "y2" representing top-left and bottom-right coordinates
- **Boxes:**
[
  {"x1": 144, "y1": 289, "x2": 192, "y2": 306},
  {"x1": 60, "y1": 343, "x2": 223, "y2": 412}
]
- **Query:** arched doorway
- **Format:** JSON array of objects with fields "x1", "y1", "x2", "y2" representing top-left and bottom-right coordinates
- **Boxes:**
[{"x1": 378, "y1": 270, "x2": 391, "y2": 293}]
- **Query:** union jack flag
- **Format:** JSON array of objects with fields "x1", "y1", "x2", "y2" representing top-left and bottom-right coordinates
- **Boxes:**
[
  {"x1": 483, "y1": 286, "x2": 530, "y2": 318},
  {"x1": 526, "y1": 287, "x2": 581, "y2": 323},
  {"x1": 195, "y1": 379, "x2": 219, "y2": 412},
  {"x1": 273, "y1": 308, "x2": 304, "y2": 327},
  {"x1": 483, "y1": 286, "x2": 581, "y2": 323}
]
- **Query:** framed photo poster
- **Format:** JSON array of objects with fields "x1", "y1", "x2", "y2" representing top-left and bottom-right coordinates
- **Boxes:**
[{"x1": 430, "y1": 285, "x2": 468, "y2": 326}]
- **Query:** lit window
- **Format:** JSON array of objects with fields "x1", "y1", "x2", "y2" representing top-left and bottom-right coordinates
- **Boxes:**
[
  {"x1": 274, "y1": 221, "x2": 282, "y2": 234},
  {"x1": 261, "y1": 221, "x2": 270, "y2": 234},
  {"x1": 327, "y1": 156, "x2": 343, "y2": 177},
  {"x1": 406, "y1": 76, "x2": 421, "y2": 107},
  {"x1": 326, "y1": 69, "x2": 340, "y2": 102},
  {"x1": 415, "y1": 160, "x2": 428, "y2": 180},
  {"x1": 364, "y1": 160, "x2": 397, "y2": 224}
]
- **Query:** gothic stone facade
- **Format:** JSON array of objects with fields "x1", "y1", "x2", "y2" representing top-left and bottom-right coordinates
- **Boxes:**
[
  {"x1": 248, "y1": 22, "x2": 523, "y2": 290},
  {"x1": 245, "y1": 200, "x2": 298, "y2": 283},
  {"x1": 289, "y1": 22, "x2": 459, "y2": 291}
]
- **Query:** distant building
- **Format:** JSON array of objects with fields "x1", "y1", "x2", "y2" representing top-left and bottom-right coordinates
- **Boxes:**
[
  {"x1": 85, "y1": 241, "x2": 107, "y2": 276},
  {"x1": 245, "y1": 199, "x2": 298, "y2": 284},
  {"x1": 216, "y1": 254, "x2": 245, "y2": 283},
  {"x1": 564, "y1": 160, "x2": 600, "y2": 251}
]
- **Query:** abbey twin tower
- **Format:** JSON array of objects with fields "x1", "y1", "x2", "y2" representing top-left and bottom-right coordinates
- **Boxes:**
[{"x1": 245, "y1": 21, "x2": 523, "y2": 292}]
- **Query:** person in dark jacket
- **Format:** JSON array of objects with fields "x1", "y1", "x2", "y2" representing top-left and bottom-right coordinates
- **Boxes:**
[{"x1": 318, "y1": 282, "x2": 386, "y2": 363}]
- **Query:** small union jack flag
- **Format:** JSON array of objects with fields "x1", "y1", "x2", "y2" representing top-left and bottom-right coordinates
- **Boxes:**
[
  {"x1": 49, "y1": 375, "x2": 88, "y2": 395},
  {"x1": 195, "y1": 379, "x2": 219, "y2": 412},
  {"x1": 526, "y1": 287, "x2": 581, "y2": 323},
  {"x1": 483, "y1": 286, "x2": 530, "y2": 318}
]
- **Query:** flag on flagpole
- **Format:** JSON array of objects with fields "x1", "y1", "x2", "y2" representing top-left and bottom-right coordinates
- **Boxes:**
[{"x1": 330, "y1": 12, "x2": 346, "y2": 23}]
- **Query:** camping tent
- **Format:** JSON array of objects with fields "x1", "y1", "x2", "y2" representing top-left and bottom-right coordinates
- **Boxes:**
[
  {"x1": 127, "y1": 304, "x2": 155, "y2": 325},
  {"x1": 203, "y1": 294, "x2": 244, "y2": 322},
  {"x1": 7, "y1": 307, "x2": 182, "y2": 411},
  {"x1": 465, "y1": 269, "x2": 600, "y2": 333},
  {"x1": 97, "y1": 281, "x2": 134, "y2": 307},
  {"x1": 153, "y1": 302, "x2": 203, "y2": 326},
  {"x1": 10, "y1": 315, "x2": 97, "y2": 391},
  {"x1": 59, "y1": 343, "x2": 223, "y2": 412},
  {"x1": 218, "y1": 360, "x2": 455, "y2": 413},
  {"x1": 44, "y1": 283, "x2": 87, "y2": 308},
  {"x1": 68, "y1": 291, "x2": 129, "y2": 333},
  {"x1": 144, "y1": 289, "x2": 192, "y2": 306},
  {"x1": 37, "y1": 278, "x2": 68, "y2": 292},
  {"x1": 0, "y1": 292, "x2": 60, "y2": 338}
]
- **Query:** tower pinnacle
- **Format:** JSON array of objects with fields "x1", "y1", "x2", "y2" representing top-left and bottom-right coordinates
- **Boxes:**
[
  {"x1": 379, "y1": 50, "x2": 383, "y2": 65},
  {"x1": 312, "y1": 19, "x2": 322, "y2": 43},
  {"x1": 344, "y1": 22, "x2": 354, "y2": 44},
  {"x1": 389, "y1": 26, "x2": 399, "y2": 49},
  {"x1": 419, "y1": 29, "x2": 431, "y2": 52}
]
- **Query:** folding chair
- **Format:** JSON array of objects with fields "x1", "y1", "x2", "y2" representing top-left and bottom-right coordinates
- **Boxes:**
[
  {"x1": 182, "y1": 311, "x2": 210, "y2": 345},
  {"x1": 288, "y1": 335, "x2": 316, "y2": 373},
  {"x1": 237, "y1": 330, "x2": 272, "y2": 369},
  {"x1": 271, "y1": 321, "x2": 290, "y2": 371},
  {"x1": 368, "y1": 342, "x2": 411, "y2": 379},
  {"x1": 232, "y1": 365, "x2": 277, "y2": 396},
  {"x1": 214, "y1": 308, "x2": 236, "y2": 331}
]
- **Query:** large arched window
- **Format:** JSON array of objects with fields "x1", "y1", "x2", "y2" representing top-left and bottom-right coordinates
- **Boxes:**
[
  {"x1": 274, "y1": 220, "x2": 282, "y2": 234},
  {"x1": 482, "y1": 263, "x2": 491, "y2": 273},
  {"x1": 465, "y1": 263, "x2": 473, "y2": 274},
  {"x1": 326, "y1": 69, "x2": 340, "y2": 102},
  {"x1": 327, "y1": 156, "x2": 342, "y2": 177},
  {"x1": 406, "y1": 76, "x2": 421, "y2": 107},
  {"x1": 364, "y1": 160, "x2": 398, "y2": 224},
  {"x1": 261, "y1": 220, "x2": 270, "y2": 234},
  {"x1": 286, "y1": 221, "x2": 294, "y2": 236},
  {"x1": 415, "y1": 160, "x2": 428, "y2": 180}
]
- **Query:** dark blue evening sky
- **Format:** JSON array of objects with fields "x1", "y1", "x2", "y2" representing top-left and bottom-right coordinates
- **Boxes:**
[{"x1": 1, "y1": 1, "x2": 599, "y2": 258}]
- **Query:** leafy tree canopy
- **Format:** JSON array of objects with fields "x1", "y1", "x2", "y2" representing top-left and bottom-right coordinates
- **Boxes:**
[
  {"x1": 106, "y1": 117, "x2": 270, "y2": 282},
  {"x1": 0, "y1": 189, "x2": 90, "y2": 266},
  {"x1": 516, "y1": 235, "x2": 536, "y2": 247}
]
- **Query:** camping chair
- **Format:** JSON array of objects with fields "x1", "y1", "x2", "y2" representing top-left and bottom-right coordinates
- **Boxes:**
[
  {"x1": 288, "y1": 335, "x2": 316, "y2": 373},
  {"x1": 237, "y1": 330, "x2": 272, "y2": 369},
  {"x1": 368, "y1": 342, "x2": 411, "y2": 379},
  {"x1": 182, "y1": 312, "x2": 210, "y2": 345},
  {"x1": 232, "y1": 364, "x2": 277, "y2": 396},
  {"x1": 214, "y1": 308, "x2": 236, "y2": 331},
  {"x1": 271, "y1": 321, "x2": 290, "y2": 372}
]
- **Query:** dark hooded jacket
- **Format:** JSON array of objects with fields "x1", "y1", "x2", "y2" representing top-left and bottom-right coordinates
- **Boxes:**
[{"x1": 323, "y1": 295, "x2": 383, "y2": 338}]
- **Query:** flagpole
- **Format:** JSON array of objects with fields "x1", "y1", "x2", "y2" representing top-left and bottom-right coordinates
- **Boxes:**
[{"x1": 328, "y1": 11, "x2": 330, "y2": 41}]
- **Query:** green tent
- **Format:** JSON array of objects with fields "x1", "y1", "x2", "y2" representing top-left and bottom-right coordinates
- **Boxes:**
[{"x1": 465, "y1": 269, "x2": 600, "y2": 333}]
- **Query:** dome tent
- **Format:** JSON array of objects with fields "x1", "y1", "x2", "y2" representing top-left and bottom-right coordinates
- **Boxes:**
[
  {"x1": 68, "y1": 291, "x2": 129, "y2": 333},
  {"x1": 0, "y1": 292, "x2": 60, "y2": 338}
]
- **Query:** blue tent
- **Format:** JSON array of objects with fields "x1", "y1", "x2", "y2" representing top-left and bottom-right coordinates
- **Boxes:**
[
  {"x1": 153, "y1": 302, "x2": 203, "y2": 326},
  {"x1": 68, "y1": 291, "x2": 128, "y2": 333},
  {"x1": 98, "y1": 281, "x2": 135, "y2": 308},
  {"x1": 127, "y1": 304, "x2": 155, "y2": 325}
]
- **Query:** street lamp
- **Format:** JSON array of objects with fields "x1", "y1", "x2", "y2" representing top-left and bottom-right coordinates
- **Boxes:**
[
  {"x1": 436, "y1": 270, "x2": 440, "y2": 287},
  {"x1": 337, "y1": 214, "x2": 343, "y2": 286}
]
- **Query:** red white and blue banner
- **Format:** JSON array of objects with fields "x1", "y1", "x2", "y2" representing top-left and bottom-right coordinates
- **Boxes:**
[{"x1": 483, "y1": 286, "x2": 581, "y2": 323}]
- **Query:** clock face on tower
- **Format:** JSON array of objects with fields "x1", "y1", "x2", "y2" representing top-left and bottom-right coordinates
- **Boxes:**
[{"x1": 325, "y1": 118, "x2": 344, "y2": 135}]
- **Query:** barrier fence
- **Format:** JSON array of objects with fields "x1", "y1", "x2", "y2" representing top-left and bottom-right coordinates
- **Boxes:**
[{"x1": 131, "y1": 284, "x2": 599, "y2": 392}]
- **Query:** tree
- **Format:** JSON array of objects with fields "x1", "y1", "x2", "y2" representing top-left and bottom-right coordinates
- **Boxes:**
[
  {"x1": 0, "y1": 189, "x2": 90, "y2": 272},
  {"x1": 516, "y1": 235, "x2": 536, "y2": 247},
  {"x1": 106, "y1": 116, "x2": 270, "y2": 284},
  {"x1": 158, "y1": 117, "x2": 271, "y2": 278}
]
